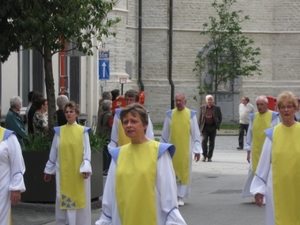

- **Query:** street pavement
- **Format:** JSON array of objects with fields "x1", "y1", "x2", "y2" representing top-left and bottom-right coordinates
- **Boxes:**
[{"x1": 12, "y1": 135, "x2": 266, "y2": 225}]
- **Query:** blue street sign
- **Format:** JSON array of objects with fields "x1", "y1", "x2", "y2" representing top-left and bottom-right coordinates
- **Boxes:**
[
  {"x1": 99, "y1": 60, "x2": 110, "y2": 80},
  {"x1": 99, "y1": 51, "x2": 109, "y2": 59}
]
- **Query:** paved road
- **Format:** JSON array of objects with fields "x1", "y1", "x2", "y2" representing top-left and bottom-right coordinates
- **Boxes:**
[{"x1": 12, "y1": 136, "x2": 266, "y2": 225}]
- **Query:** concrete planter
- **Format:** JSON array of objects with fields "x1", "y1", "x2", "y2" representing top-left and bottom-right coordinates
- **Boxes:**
[{"x1": 21, "y1": 150, "x2": 103, "y2": 203}]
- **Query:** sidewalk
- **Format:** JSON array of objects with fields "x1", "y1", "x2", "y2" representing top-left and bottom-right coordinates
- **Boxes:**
[{"x1": 13, "y1": 135, "x2": 264, "y2": 225}]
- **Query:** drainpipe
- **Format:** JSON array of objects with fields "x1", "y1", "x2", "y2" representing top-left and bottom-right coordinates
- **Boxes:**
[
  {"x1": 138, "y1": 0, "x2": 144, "y2": 91},
  {"x1": 169, "y1": 0, "x2": 175, "y2": 109}
]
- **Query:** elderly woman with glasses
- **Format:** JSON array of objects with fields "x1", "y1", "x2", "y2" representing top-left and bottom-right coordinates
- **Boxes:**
[
  {"x1": 251, "y1": 91, "x2": 300, "y2": 225},
  {"x1": 96, "y1": 103, "x2": 186, "y2": 225}
]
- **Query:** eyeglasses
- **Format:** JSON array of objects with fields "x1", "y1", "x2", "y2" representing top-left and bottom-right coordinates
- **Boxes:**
[{"x1": 279, "y1": 105, "x2": 294, "y2": 110}]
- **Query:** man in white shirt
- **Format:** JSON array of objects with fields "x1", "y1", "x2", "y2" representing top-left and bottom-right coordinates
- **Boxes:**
[{"x1": 237, "y1": 96, "x2": 255, "y2": 150}]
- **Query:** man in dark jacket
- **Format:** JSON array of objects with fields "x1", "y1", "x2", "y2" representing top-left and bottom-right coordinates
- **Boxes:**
[{"x1": 198, "y1": 95, "x2": 222, "y2": 162}]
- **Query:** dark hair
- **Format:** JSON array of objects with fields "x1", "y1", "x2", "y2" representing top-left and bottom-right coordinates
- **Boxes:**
[
  {"x1": 64, "y1": 101, "x2": 80, "y2": 115},
  {"x1": 124, "y1": 89, "x2": 139, "y2": 102},
  {"x1": 28, "y1": 91, "x2": 35, "y2": 102},
  {"x1": 111, "y1": 89, "x2": 120, "y2": 101},
  {"x1": 32, "y1": 92, "x2": 43, "y2": 104},
  {"x1": 120, "y1": 103, "x2": 148, "y2": 127},
  {"x1": 243, "y1": 96, "x2": 250, "y2": 103},
  {"x1": 35, "y1": 98, "x2": 47, "y2": 110}
]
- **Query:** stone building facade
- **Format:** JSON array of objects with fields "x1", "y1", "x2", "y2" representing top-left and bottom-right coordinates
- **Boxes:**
[
  {"x1": 100, "y1": 0, "x2": 300, "y2": 124},
  {"x1": 1, "y1": 0, "x2": 299, "y2": 125}
]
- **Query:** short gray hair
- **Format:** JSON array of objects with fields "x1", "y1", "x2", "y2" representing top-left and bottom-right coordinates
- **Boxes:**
[
  {"x1": 57, "y1": 95, "x2": 69, "y2": 108},
  {"x1": 256, "y1": 95, "x2": 268, "y2": 104},
  {"x1": 10, "y1": 96, "x2": 22, "y2": 108},
  {"x1": 102, "y1": 100, "x2": 112, "y2": 111}
]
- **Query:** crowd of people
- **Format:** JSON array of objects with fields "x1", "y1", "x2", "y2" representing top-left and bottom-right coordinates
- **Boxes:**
[{"x1": 1, "y1": 88, "x2": 299, "y2": 225}]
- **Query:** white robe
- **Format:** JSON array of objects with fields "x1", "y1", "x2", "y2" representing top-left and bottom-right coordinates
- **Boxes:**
[
  {"x1": 160, "y1": 109, "x2": 202, "y2": 198},
  {"x1": 108, "y1": 110, "x2": 154, "y2": 151},
  {"x1": 0, "y1": 134, "x2": 26, "y2": 225},
  {"x1": 242, "y1": 114, "x2": 280, "y2": 198},
  {"x1": 250, "y1": 135, "x2": 275, "y2": 225},
  {"x1": 44, "y1": 125, "x2": 92, "y2": 225},
  {"x1": 95, "y1": 150, "x2": 187, "y2": 225}
]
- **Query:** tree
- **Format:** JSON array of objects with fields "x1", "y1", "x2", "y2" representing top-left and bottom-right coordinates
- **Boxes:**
[
  {"x1": 0, "y1": 0, "x2": 120, "y2": 130},
  {"x1": 194, "y1": 0, "x2": 261, "y2": 104}
]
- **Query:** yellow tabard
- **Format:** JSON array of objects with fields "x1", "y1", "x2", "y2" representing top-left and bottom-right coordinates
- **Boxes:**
[
  {"x1": 117, "y1": 119, "x2": 130, "y2": 146},
  {"x1": 59, "y1": 124, "x2": 85, "y2": 209},
  {"x1": 0, "y1": 126, "x2": 5, "y2": 141},
  {"x1": 272, "y1": 123, "x2": 300, "y2": 224},
  {"x1": 251, "y1": 111, "x2": 272, "y2": 176},
  {"x1": 116, "y1": 141, "x2": 159, "y2": 225},
  {"x1": 170, "y1": 108, "x2": 190, "y2": 185}
]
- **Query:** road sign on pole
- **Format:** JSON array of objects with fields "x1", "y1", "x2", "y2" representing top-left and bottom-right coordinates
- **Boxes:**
[{"x1": 98, "y1": 51, "x2": 110, "y2": 80}]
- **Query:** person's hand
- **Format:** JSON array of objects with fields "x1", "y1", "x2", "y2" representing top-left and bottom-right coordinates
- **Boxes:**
[
  {"x1": 10, "y1": 191, "x2": 21, "y2": 206},
  {"x1": 254, "y1": 193, "x2": 264, "y2": 207},
  {"x1": 194, "y1": 153, "x2": 200, "y2": 162},
  {"x1": 44, "y1": 173, "x2": 52, "y2": 182},
  {"x1": 247, "y1": 151, "x2": 251, "y2": 163},
  {"x1": 82, "y1": 172, "x2": 90, "y2": 179}
]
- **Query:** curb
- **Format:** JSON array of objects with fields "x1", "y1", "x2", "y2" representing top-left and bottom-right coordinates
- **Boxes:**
[{"x1": 12, "y1": 199, "x2": 102, "y2": 212}]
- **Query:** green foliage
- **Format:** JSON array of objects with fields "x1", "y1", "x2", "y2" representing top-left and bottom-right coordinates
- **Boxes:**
[
  {"x1": 153, "y1": 124, "x2": 163, "y2": 130},
  {"x1": 0, "y1": 0, "x2": 120, "y2": 130},
  {"x1": 89, "y1": 132, "x2": 107, "y2": 152},
  {"x1": 220, "y1": 123, "x2": 238, "y2": 130},
  {"x1": 0, "y1": 0, "x2": 120, "y2": 62},
  {"x1": 194, "y1": 0, "x2": 261, "y2": 103},
  {"x1": 23, "y1": 130, "x2": 106, "y2": 152},
  {"x1": 24, "y1": 133, "x2": 53, "y2": 152}
]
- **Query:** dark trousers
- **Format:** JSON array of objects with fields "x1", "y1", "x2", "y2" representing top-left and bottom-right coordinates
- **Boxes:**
[
  {"x1": 238, "y1": 123, "x2": 249, "y2": 148},
  {"x1": 103, "y1": 144, "x2": 111, "y2": 172},
  {"x1": 201, "y1": 125, "x2": 217, "y2": 159}
]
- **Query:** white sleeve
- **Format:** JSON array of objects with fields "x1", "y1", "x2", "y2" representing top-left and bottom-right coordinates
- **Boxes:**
[
  {"x1": 95, "y1": 161, "x2": 117, "y2": 225},
  {"x1": 80, "y1": 131, "x2": 92, "y2": 174},
  {"x1": 271, "y1": 115, "x2": 281, "y2": 126},
  {"x1": 146, "y1": 114, "x2": 154, "y2": 140},
  {"x1": 8, "y1": 134, "x2": 26, "y2": 192},
  {"x1": 250, "y1": 137, "x2": 272, "y2": 196},
  {"x1": 157, "y1": 151, "x2": 187, "y2": 225},
  {"x1": 44, "y1": 134, "x2": 59, "y2": 175},
  {"x1": 190, "y1": 115, "x2": 202, "y2": 154},
  {"x1": 244, "y1": 118, "x2": 253, "y2": 151},
  {"x1": 160, "y1": 116, "x2": 170, "y2": 143},
  {"x1": 108, "y1": 114, "x2": 119, "y2": 151}
]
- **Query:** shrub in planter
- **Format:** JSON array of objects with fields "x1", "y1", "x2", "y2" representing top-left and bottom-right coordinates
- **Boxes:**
[{"x1": 22, "y1": 131, "x2": 106, "y2": 203}]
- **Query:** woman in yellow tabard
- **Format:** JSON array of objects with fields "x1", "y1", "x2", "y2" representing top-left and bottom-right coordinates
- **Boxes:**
[
  {"x1": 44, "y1": 101, "x2": 92, "y2": 225},
  {"x1": 96, "y1": 103, "x2": 186, "y2": 225},
  {"x1": 251, "y1": 91, "x2": 300, "y2": 225}
]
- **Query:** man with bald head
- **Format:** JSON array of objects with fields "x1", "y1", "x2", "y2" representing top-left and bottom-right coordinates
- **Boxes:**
[
  {"x1": 160, "y1": 92, "x2": 202, "y2": 206},
  {"x1": 241, "y1": 95, "x2": 280, "y2": 198}
]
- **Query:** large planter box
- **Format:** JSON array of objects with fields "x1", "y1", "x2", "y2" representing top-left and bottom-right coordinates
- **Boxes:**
[{"x1": 22, "y1": 150, "x2": 103, "y2": 203}]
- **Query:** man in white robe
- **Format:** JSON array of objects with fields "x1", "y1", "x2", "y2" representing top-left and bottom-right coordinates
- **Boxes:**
[
  {"x1": 0, "y1": 127, "x2": 26, "y2": 225},
  {"x1": 242, "y1": 96, "x2": 280, "y2": 198},
  {"x1": 160, "y1": 93, "x2": 202, "y2": 206}
]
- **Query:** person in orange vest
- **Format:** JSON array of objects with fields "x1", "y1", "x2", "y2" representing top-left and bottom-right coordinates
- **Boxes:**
[{"x1": 108, "y1": 89, "x2": 154, "y2": 151}]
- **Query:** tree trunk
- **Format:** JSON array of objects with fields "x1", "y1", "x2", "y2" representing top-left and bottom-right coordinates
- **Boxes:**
[{"x1": 43, "y1": 48, "x2": 56, "y2": 131}]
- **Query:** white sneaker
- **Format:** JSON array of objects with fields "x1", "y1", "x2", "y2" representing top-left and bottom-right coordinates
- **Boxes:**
[{"x1": 178, "y1": 197, "x2": 185, "y2": 206}]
